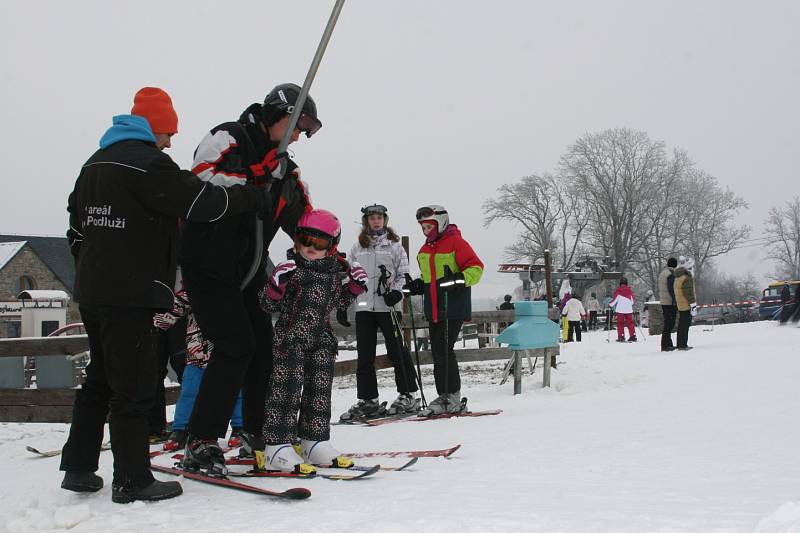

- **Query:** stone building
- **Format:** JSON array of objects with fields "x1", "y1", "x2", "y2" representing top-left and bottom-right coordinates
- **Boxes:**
[{"x1": 0, "y1": 235, "x2": 78, "y2": 337}]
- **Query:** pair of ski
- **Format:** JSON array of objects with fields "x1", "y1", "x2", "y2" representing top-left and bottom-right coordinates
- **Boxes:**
[{"x1": 149, "y1": 444, "x2": 460, "y2": 500}]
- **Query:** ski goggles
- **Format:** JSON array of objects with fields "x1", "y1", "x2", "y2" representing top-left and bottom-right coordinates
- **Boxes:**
[
  {"x1": 361, "y1": 204, "x2": 388, "y2": 217},
  {"x1": 296, "y1": 232, "x2": 334, "y2": 251},
  {"x1": 415, "y1": 206, "x2": 446, "y2": 221},
  {"x1": 294, "y1": 113, "x2": 322, "y2": 138}
]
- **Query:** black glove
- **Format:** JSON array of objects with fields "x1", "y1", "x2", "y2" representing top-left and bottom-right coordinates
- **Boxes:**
[
  {"x1": 336, "y1": 309, "x2": 351, "y2": 327},
  {"x1": 402, "y1": 278, "x2": 424, "y2": 296},
  {"x1": 438, "y1": 271, "x2": 465, "y2": 292},
  {"x1": 383, "y1": 290, "x2": 403, "y2": 307}
]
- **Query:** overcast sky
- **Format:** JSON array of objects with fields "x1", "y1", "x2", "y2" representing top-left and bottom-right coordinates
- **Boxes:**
[{"x1": 1, "y1": 1, "x2": 797, "y2": 302}]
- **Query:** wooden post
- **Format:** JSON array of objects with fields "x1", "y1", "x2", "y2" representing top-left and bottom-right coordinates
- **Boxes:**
[
  {"x1": 544, "y1": 249, "x2": 553, "y2": 308},
  {"x1": 543, "y1": 348, "x2": 552, "y2": 387},
  {"x1": 513, "y1": 351, "x2": 522, "y2": 394},
  {"x1": 544, "y1": 249, "x2": 557, "y2": 370}
]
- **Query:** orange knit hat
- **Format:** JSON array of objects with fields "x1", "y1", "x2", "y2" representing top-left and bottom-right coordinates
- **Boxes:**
[{"x1": 131, "y1": 87, "x2": 178, "y2": 134}]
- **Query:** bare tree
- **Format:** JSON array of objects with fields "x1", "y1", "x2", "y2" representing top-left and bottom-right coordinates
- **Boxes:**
[
  {"x1": 764, "y1": 196, "x2": 800, "y2": 280},
  {"x1": 677, "y1": 169, "x2": 750, "y2": 297},
  {"x1": 482, "y1": 173, "x2": 587, "y2": 269},
  {"x1": 558, "y1": 128, "x2": 685, "y2": 274}
]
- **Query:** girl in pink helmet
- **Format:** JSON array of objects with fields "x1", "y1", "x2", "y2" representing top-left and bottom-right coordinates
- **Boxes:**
[{"x1": 258, "y1": 209, "x2": 368, "y2": 473}]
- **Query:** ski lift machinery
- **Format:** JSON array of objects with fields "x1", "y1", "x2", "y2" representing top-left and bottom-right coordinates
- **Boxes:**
[{"x1": 498, "y1": 257, "x2": 623, "y2": 301}]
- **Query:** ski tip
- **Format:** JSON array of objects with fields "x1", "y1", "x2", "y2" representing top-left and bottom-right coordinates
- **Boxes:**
[
  {"x1": 444, "y1": 444, "x2": 462, "y2": 457},
  {"x1": 284, "y1": 487, "x2": 312, "y2": 499}
]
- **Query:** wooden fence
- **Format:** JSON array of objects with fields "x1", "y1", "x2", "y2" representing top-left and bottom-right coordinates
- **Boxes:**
[{"x1": 0, "y1": 310, "x2": 557, "y2": 422}]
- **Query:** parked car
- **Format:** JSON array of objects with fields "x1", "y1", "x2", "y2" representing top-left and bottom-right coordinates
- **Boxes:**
[{"x1": 693, "y1": 305, "x2": 739, "y2": 326}]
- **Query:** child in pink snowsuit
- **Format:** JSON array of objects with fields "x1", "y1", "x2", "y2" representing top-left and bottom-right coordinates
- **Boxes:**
[{"x1": 609, "y1": 278, "x2": 636, "y2": 342}]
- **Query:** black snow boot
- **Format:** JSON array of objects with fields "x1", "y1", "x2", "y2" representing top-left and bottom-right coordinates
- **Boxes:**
[
  {"x1": 61, "y1": 471, "x2": 103, "y2": 492},
  {"x1": 182, "y1": 436, "x2": 227, "y2": 476},
  {"x1": 112, "y1": 479, "x2": 183, "y2": 504}
]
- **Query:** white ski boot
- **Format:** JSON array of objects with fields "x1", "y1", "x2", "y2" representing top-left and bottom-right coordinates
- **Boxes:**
[
  {"x1": 263, "y1": 443, "x2": 316, "y2": 474},
  {"x1": 386, "y1": 393, "x2": 420, "y2": 415},
  {"x1": 300, "y1": 439, "x2": 354, "y2": 469},
  {"x1": 420, "y1": 392, "x2": 465, "y2": 416}
]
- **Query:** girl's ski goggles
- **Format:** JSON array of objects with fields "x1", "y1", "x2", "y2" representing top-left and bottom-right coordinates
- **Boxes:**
[{"x1": 296, "y1": 231, "x2": 334, "y2": 251}]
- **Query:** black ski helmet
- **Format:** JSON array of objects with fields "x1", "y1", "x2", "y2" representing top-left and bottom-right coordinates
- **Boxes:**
[
  {"x1": 262, "y1": 83, "x2": 322, "y2": 137},
  {"x1": 361, "y1": 204, "x2": 388, "y2": 225}
]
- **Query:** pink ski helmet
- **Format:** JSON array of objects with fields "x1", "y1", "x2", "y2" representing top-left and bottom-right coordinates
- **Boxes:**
[{"x1": 295, "y1": 209, "x2": 341, "y2": 251}]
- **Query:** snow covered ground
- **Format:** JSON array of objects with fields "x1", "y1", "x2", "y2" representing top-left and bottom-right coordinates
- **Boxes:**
[{"x1": 2, "y1": 320, "x2": 799, "y2": 532}]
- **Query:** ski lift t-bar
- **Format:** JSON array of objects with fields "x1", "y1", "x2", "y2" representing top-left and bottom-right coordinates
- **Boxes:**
[{"x1": 240, "y1": 0, "x2": 346, "y2": 290}]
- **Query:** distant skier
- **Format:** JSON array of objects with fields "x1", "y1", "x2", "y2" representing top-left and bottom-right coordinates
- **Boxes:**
[
  {"x1": 658, "y1": 257, "x2": 679, "y2": 352},
  {"x1": 403, "y1": 205, "x2": 484, "y2": 415},
  {"x1": 673, "y1": 258, "x2": 697, "y2": 351},
  {"x1": 499, "y1": 294, "x2": 515, "y2": 310},
  {"x1": 610, "y1": 278, "x2": 636, "y2": 342},
  {"x1": 259, "y1": 210, "x2": 367, "y2": 473},
  {"x1": 561, "y1": 293, "x2": 587, "y2": 342},
  {"x1": 779, "y1": 282, "x2": 793, "y2": 323},
  {"x1": 339, "y1": 204, "x2": 419, "y2": 421},
  {"x1": 585, "y1": 292, "x2": 601, "y2": 330}
]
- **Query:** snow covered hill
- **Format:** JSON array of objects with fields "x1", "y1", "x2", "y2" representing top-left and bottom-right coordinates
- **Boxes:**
[{"x1": 2, "y1": 321, "x2": 799, "y2": 532}]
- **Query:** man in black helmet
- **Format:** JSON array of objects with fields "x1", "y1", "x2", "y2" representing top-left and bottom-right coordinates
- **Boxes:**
[{"x1": 179, "y1": 83, "x2": 321, "y2": 472}]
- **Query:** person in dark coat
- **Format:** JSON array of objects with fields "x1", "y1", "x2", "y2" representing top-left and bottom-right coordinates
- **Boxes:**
[
  {"x1": 179, "y1": 83, "x2": 322, "y2": 472},
  {"x1": 658, "y1": 257, "x2": 678, "y2": 351},
  {"x1": 60, "y1": 87, "x2": 266, "y2": 503}
]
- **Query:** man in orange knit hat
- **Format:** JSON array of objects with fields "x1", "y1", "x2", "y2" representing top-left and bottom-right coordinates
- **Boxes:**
[{"x1": 59, "y1": 87, "x2": 271, "y2": 503}]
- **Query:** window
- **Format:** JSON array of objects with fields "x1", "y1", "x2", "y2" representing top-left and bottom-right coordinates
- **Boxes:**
[
  {"x1": 15, "y1": 275, "x2": 36, "y2": 293},
  {"x1": 41, "y1": 321, "x2": 59, "y2": 337}
]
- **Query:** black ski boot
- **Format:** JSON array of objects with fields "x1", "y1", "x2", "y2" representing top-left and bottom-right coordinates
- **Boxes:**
[
  {"x1": 339, "y1": 399, "x2": 386, "y2": 421},
  {"x1": 237, "y1": 430, "x2": 265, "y2": 461},
  {"x1": 182, "y1": 437, "x2": 227, "y2": 476},
  {"x1": 112, "y1": 479, "x2": 183, "y2": 504},
  {"x1": 61, "y1": 471, "x2": 103, "y2": 492}
]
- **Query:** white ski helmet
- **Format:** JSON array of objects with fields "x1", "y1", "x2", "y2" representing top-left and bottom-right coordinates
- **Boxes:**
[{"x1": 415, "y1": 205, "x2": 449, "y2": 232}]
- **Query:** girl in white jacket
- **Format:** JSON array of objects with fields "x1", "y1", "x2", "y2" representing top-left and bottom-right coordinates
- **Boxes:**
[{"x1": 339, "y1": 204, "x2": 419, "y2": 420}]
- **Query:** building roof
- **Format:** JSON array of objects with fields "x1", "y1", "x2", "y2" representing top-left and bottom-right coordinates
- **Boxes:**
[
  {"x1": 0, "y1": 241, "x2": 26, "y2": 271},
  {"x1": 0, "y1": 235, "x2": 74, "y2": 292}
]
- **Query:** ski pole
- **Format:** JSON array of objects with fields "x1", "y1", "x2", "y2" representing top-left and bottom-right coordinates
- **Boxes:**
[
  {"x1": 441, "y1": 266, "x2": 453, "y2": 410},
  {"x1": 378, "y1": 265, "x2": 422, "y2": 406},
  {"x1": 404, "y1": 273, "x2": 428, "y2": 408},
  {"x1": 240, "y1": 0, "x2": 346, "y2": 290}
]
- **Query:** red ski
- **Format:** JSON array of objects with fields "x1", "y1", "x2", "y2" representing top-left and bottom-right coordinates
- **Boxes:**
[
  {"x1": 365, "y1": 410, "x2": 502, "y2": 426},
  {"x1": 343, "y1": 444, "x2": 462, "y2": 459},
  {"x1": 150, "y1": 464, "x2": 311, "y2": 500}
]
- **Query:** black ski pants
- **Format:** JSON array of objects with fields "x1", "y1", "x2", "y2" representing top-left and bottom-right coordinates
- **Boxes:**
[
  {"x1": 428, "y1": 319, "x2": 463, "y2": 395},
  {"x1": 661, "y1": 305, "x2": 677, "y2": 350},
  {"x1": 588, "y1": 311, "x2": 598, "y2": 330},
  {"x1": 60, "y1": 305, "x2": 157, "y2": 489},
  {"x1": 567, "y1": 320, "x2": 582, "y2": 342},
  {"x1": 676, "y1": 310, "x2": 692, "y2": 349},
  {"x1": 355, "y1": 311, "x2": 418, "y2": 400},
  {"x1": 183, "y1": 269, "x2": 273, "y2": 439}
]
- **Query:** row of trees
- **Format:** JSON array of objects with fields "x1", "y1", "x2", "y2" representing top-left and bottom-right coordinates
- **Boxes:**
[{"x1": 483, "y1": 128, "x2": 753, "y2": 300}]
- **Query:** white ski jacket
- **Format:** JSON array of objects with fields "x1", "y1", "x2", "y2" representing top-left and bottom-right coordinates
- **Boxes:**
[
  {"x1": 349, "y1": 233, "x2": 409, "y2": 313},
  {"x1": 561, "y1": 298, "x2": 587, "y2": 321}
]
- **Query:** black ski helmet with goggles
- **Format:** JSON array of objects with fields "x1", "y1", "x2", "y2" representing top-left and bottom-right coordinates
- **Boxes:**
[
  {"x1": 262, "y1": 83, "x2": 322, "y2": 138},
  {"x1": 361, "y1": 204, "x2": 388, "y2": 225},
  {"x1": 415, "y1": 205, "x2": 449, "y2": 232}
]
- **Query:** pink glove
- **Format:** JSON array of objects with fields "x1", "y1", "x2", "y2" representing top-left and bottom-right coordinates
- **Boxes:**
[
  {"x1": 153, "y1": 312, "x2": 177, "y2": 330},
  {"x1": 265, "y1": 260, "x2": 297, "y2": 300},
  {"x1": 345, "y1": 261, "x2": 368, "y2": 295}
]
